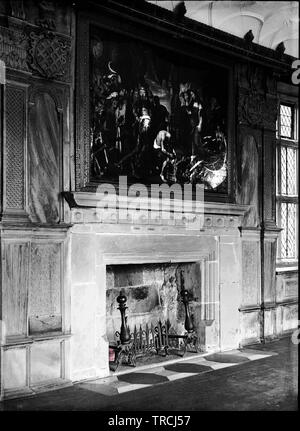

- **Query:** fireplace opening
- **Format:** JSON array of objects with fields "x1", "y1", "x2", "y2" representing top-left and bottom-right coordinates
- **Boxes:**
[{"x1": 106, "y1": 262, "x2": 209, "y2": 368}]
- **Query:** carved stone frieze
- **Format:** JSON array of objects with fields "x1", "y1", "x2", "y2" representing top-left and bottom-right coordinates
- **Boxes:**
[
  {"x1": 0, "y1": 26, "x2": 28, "y2": 71},
  {"x1": 0, "y1": 21, "x2": 71, "y2": 81},
  {"x1": 27, "y1": 30, "x2": 71, "y2": 80},
  {"x1": 69, "y1": 206, "x2": 241, "y2": 231}
]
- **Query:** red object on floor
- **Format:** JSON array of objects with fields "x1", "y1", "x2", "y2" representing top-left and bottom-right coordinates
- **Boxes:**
[{"x1": 109, "y1": 348, "x2": 115, "y2": 362}]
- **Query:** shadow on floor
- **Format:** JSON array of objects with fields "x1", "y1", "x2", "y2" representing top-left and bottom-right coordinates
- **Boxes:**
[
  {"x1": 164, "y1": 363, "x2": 212, "y2": 373},
  {"x1": 205, "y1": 354, "x2": 250, "y2": 363},
  {"x1": 117, "y1": 372, "x2": 169, "y2": 384}
]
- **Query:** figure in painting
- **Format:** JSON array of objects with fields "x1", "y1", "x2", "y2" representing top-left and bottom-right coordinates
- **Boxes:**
[
  {"x1": 114, "y1": 88, "x2": 135, "y2": 156},
  {"x1": 150, "y1": 96, "x2": 170, "y2": 138},
  {"x1": 117, "y1": 105, "x2": 153, "y2": 178},
  {"x1": 200, "y1": 96, "x2": 226, "y2": 166},
  {"x1": 153, "y1": 130, "x2": 176, "y2": 183},
  {"x1": 178, "y1": 83, "x2": 203, "y2": 157},
  {"x1": 189, "y1": 96, "x2": 227, "y2": 188}
]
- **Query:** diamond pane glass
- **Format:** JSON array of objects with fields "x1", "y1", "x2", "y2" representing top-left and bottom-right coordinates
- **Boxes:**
[
  {"x1": 280, "y1": 146, "x2": 287, "y2": 194},
  {"x1": 287, "y1": 147, "x2": 297, "y2": 195},
  {"x1": 280, "y1": 203, "x2": 287, "y2": 256},
  {"x1": 280, "y1": 104, "x2": 293, "y2": 138},
  {"x1": 280, "y1": 202, "x2": 297, "y2": 259}
]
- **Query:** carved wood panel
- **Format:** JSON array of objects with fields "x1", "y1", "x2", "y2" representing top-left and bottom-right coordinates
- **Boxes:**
[
  {"x1": 28, "y1": 89, "x2": 62, "y2": 223},
  {"x1": 263, "y1": 238, "x2": 277, "y2": 304},
  {"x1": 3, "y1": 242, "x2": 30, "y2": 337},
  {"x1": 29, "y1": 242, "x2": 62, "y2": 335},
  {"x1": 236, "y1": 63, "x2": 278, "y2": 131},
  {"x1": 237, "y1": 134, "x2": 260, "y2": 227},
  {"x1": 27, "y1": 30, "x2": 71, "y2": 81},
  {"x1": 241, "y1": 240, "x2": 261, "y2": 306},
  {"x1": 4, "y1": 83, "x2": 27, "y2": 212},
  {"x1": 263, "y1": 131, "x2": 276, "y2": 225}
]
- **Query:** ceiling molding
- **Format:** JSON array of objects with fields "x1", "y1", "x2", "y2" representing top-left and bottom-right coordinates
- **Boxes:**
[{"x1": 147, "y1": 1, "x2": 299, "y2": 57}]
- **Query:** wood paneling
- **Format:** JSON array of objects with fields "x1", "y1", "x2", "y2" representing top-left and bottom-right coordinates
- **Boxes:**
[
  {"x1": 241, "y1": 241, "x2": 260, "y2": 306},
  {"x1": 263, "y1": 239, "x2": 277, "y2": 303},
  {"x1": 28, "y1": 92, "x2": 61, "y2": 223},
  {"x1": 3, "y1": 242, "x2": 29, "y2": 337},
  {"x1": 4, "y1": 83, "x2": 26, "y2": 212},
  {"x1": 237, "y1": 134, "x2": 259, "y2": 227},
  {"x1": 29, "y1": 242, "x2": 62, "y2": 334},
  {"x1": 30, "y1": 341, "x2": 61, "y2": 385}
]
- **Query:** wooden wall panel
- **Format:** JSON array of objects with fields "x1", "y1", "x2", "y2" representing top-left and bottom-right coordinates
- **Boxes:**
[
  {"x1": 241, "y1": 241, "x2": 260, "y2": 306},
  {"x1": 263, "y1": 239, "x2": 277, "y2": 303},
  {"x1": 4, "y1": 84, "x2": 26, "y2": 213},
  {"x1": 28, "y1": 92, "x2": 61, "y2": 224},
  {"x1": 3, "y1": 242, "x2": 29, "y2": 337},
  {"x1": 29, "y1": 242, "x2": 62, "y2": 334},
  {"x1": 3, "y1": 348, "x2": 27, "y2": 390},
  {"x1": 237, "y1": 134, "x2": 260, "y2": 227},
  {"x1": 30, "y1": 341, "x2": 61, "y2": 385}
]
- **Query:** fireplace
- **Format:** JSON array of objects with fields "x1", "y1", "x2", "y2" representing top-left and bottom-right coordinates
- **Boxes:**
[
  {"x1": 106, "y1": 262, "x2": 205, "y2": 347},
  {"x1": 68, "y1": 199, "x2": 246, "y2": 382}
]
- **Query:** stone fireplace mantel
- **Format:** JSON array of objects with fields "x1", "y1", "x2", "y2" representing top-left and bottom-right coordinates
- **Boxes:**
[
  {"x1": 64, "y1": 191, "x2": 249, "y2": 232},
  {"x1": 67, "y1": 194, "x2": 249, "y2": 383}
]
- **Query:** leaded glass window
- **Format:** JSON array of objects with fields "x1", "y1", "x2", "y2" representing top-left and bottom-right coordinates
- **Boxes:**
[
  {"x1": 280, "y1": 202, "x2": 297, "y2": 259},
  {"x1": 279, "y1": 104, "x2": 294, "y2": 139},
  {"x1": 276, "y1": 102, "x2": 298, "y2": 263}
]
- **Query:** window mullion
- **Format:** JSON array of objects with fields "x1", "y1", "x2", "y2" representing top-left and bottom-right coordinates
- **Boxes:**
[
  {"x1": 285, "y1": 146, "x2": 288, "y2": 195},
  {"x1": 277, "y1": 145, "x2": 281, "y2": 196}
]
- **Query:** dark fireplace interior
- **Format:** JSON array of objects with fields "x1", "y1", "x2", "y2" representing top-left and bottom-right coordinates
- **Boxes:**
[{"x1": 106, "y1": 262, "x2": 203, "y2": 345}]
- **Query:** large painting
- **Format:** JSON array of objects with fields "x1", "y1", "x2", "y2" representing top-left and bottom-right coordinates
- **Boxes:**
[{"x1": 90, "y1": 26, "x2": 228, "y2": 191}]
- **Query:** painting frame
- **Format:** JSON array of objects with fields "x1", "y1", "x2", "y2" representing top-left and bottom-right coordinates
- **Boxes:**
[{"x1": 75, "y1": 8, "x2": 235, "y2": 202}]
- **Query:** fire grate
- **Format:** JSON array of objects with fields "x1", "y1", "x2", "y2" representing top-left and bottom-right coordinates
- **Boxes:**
[{"x1": 109, "y1": 286, "x2": 200, "y2": 372}]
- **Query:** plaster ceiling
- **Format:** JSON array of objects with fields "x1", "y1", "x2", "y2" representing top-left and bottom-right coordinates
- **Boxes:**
[{"x1": 147, "y1": 1, "x2": 299, "y2": 57}]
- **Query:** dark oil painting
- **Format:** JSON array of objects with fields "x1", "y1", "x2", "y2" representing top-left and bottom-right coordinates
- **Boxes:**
[{"x1": 90, "y1": 27, "x2": 229, "y2": 191}]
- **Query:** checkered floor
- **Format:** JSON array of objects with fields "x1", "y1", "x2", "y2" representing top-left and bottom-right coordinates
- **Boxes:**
[{"x1": 77, "y1": 348, "x2": 277, "y2": 396}]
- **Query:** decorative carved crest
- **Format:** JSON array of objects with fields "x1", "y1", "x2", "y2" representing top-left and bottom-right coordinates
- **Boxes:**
[
  {"x1": 27, "y1": 30, "x2": 70, "y2": 80},
  {"x1": 237, "y1": 62, "x2": 278, "y2": 129},
  {"x1": 238, "y1": 92, "x2": 278, "y2": 129},
  {"x1": 238, "y1": 92, "x2": 263, "y2": 127}
]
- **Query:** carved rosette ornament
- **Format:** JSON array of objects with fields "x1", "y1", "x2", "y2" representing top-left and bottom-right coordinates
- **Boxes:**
[{"x1": 27, "y1": 31, "x2": 70, "y2": 80}]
